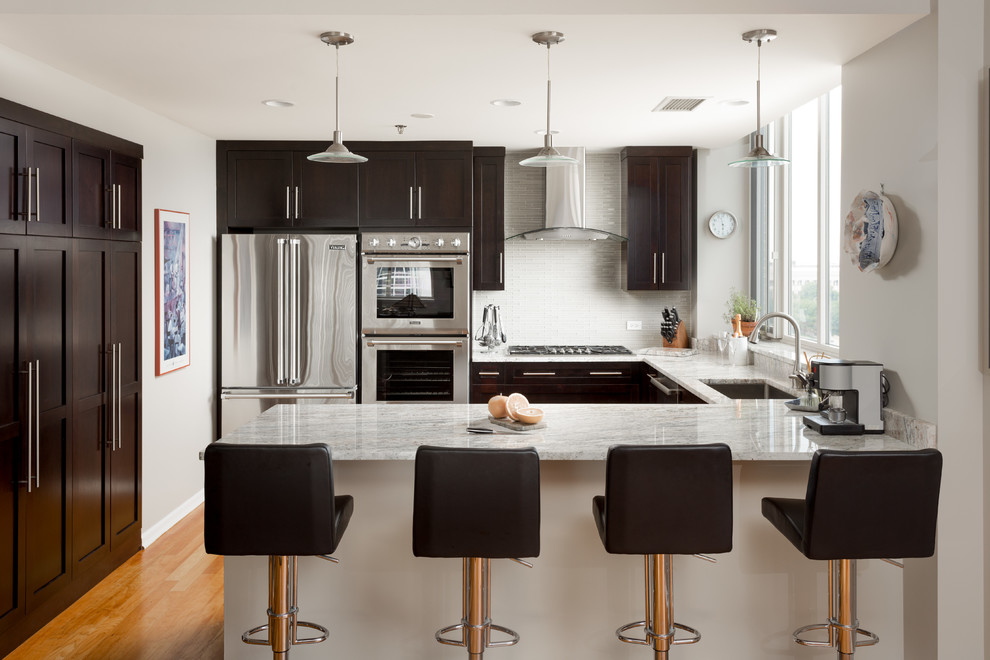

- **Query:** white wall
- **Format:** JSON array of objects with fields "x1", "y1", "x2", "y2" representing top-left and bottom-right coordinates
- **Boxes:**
[
  {"x1": 695, "y1": 137, "x2": 751, "y2": 338},
  {"x1": 840, "y1": 17, "x2": 938, "y2": 424},
  {"x1": 0, "y1": 44, "x2": 217, "y2": 544},
  {"x1": 843, "y1": 3, "x2": 987, "y2": 658}
]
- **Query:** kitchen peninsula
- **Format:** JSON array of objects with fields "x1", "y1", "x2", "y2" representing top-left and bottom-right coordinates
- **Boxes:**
[{"x1": 215, "y1": 352, "x2": 921, "y2": 660}]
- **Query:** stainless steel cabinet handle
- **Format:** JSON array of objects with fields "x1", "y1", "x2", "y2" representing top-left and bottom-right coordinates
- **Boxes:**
[
  {"x1": 522, "y1": 372, "x2": 557, "y2": 376},
  {"x1": 285, "y1": 186, "x2": 291, "y2": 221},
  {"x1": 25, "y1": 168, "x2": 32, "y2": 222},
  {"x1": 294, "y1": 186, "x2": 299, "y2": 220},
  {"x1": 589, "y1": 371, "x2": 623, "y2": 376},
  {"x1": 366, "y1": 256, "x2": 463, "y2": 265},
  {"x1": 220, "y1": 391, "x2": 355, "y2": 400},
  {"x1": 661, "y1": 252, "x2": 666, "y2": 284},
  {"x1": 499, "y1": 252, "x2": 503, "y2": 284},
  {"x1": 110, "y1": 344, "x2": 116, "y2": 451},
  {"x1": 34, "y1": 168, "x2": 40, "y2": 223},
  {"x1": 366, "y1": 339, "x2": 464, "y2": 347},
  {"x1": 478, "y1": 372, "x2": 500, "y2": 377},
  {"x1": 650, "y1": 376, "x2": 679, "y2": 396},
  {"x1": 289, "y1": 239, "x2": 300, "y2": 386},
  {"x1": 653, "y1": 252, "x2": 657, "y2": 284},
  {"x1": 417, "y1": 186, "x2": 422, "y2": 219},
  {"x1": 34, "y1": 359, "x2": 40, "y2": 487},
  {"x1": 116, "y1": 344, "x2": 122, "y2": 450},
  {"x1": 23, "y1": 362, "x2": 32, "y2": 493},
  {"x1": 108, "y1": 183, "x2": 114, "y2": 229},
  {"x1": 116, "y1": 183, "x2": 122, "y2": 229},
  {"x1": 276, "y1": 239, "x2": 286, "y2": 385},
  {"x1": 409, "y1": 187, "x2": 414, "y2": 220}
]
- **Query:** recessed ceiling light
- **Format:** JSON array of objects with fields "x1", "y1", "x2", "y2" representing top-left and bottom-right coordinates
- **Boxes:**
[
  {"x1": 262, "y1": 99, "x2": 294, "y2": 108},
  {"x1": 411, "y1": 113, "x2": 435, "y2": 119},
  {"x1": 534, "y1": 129, "x2": 560, "y2": 136},
  {"x1": 490, "y1": 99, "x2": 522, "y2": 107},
  {"x1": 720, "y1": 99, "x2": 750, "y2": 107}
]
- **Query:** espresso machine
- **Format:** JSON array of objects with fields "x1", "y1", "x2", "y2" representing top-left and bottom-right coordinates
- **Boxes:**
[{"x1": 802, "y1": 359, "x2": 885, "y2": 435}]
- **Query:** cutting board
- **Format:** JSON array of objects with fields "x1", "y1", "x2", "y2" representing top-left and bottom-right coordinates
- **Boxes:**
[{"x1": 488, "y1": 415, "x2": 547, "y2": 432}]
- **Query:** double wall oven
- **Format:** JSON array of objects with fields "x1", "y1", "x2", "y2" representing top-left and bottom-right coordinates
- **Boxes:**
[{"x1": 361, "y1": 232, "x2": 470, "y2": 403}]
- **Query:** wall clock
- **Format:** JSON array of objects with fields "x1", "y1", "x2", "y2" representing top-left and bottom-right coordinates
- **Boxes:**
[{"x1": 708, "y1": 211, "x2": 736, "y2": 238}]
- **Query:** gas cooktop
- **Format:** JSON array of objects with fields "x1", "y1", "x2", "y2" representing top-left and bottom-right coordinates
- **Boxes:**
[{"x1": 507, "y1": 345, "x2": 633, "y2": 355}]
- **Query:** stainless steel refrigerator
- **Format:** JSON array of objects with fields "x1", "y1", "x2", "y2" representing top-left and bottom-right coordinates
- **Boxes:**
[{"x1": 219, "y1": 233, "x2": 357, "y2": 437}]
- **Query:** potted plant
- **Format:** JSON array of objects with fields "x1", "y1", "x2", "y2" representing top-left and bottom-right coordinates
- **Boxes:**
[{"x1": 722, "y1": 287, "x2": 760, "y2": 337}]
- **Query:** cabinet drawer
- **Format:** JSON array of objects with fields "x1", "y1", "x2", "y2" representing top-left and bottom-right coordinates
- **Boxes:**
[{"x1": 508, "y1": 362, "x2": 636, "y2": 384}]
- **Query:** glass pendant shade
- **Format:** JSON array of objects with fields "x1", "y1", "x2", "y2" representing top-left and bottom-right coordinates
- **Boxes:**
[
  {"x1": 308, "y1": 130, "x2": 368, "y2": 163},
  {"x1": 728, "y1": 134, "x2": 788, "y2": 168},
  {"x1": 519, "y1": 142, "x2": 579, "y2": 168},
  {"x1": 308, "y1": 32, "x2": 366, "y2": 165}
]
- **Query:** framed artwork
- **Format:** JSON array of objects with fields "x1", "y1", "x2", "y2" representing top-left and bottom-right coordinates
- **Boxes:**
[{"x1": 155, "y1": 209, "x2": 190, "y2": 375}]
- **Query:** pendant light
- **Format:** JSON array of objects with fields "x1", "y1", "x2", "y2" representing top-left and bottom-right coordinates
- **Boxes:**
[
  {"x1": 308, "y1": 31, "x2": 367, "y2": 164},
  {"x1": 520, "y1": 31, "x2": 578, "y2": 168},
  {"x1": 729, "y1": 29, "x2": 789, "y2": 168}
]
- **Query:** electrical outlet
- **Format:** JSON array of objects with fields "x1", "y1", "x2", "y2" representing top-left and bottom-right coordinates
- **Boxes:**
[{"x1": 626, "y1": 320, "x2": 643, "y2": 330}]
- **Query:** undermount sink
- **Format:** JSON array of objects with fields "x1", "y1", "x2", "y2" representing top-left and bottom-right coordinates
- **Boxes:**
[{"x1": 703, "y1": 381, "x2": 792, "y2": 400}]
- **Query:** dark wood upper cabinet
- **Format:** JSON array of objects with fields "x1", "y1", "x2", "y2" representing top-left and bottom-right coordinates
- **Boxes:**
[
  {"x1": 357, "y1": 151, "x2": 417, "y2": 227},
  {"x1": 0, "y1": 121, "x2": 71, "y2": 238},
  {"x1": 222, "y1": 147, "x2": 359, "y2": 230},
  {"x1": 0, "y1": 118, "x2": 26, "y2": 235},
  {"x1": 621, "y1": 147, "x2": 696, "y2": 291},
  {"x1": 357, "y1": 142, "x2": 473, "y2": 229},
  {"x1": 472, "y1": 148, "x2": 505, "y2": 291},
  {"x1": 72, "y1": 142, "x2": 141, "y2": 241},
  {"x1": 292, "y1": 153, "x2": 359, "y2": 229}
]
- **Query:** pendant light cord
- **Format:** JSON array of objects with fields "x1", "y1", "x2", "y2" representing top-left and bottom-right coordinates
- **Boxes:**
[
  {"x1": 334, "y1": 44, "x2": 341, "y2": 134},
  {"x1": 545, "y1": 43, "x2": 553, "y2": 149}
]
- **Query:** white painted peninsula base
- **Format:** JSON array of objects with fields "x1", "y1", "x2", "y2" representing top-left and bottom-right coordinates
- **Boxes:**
[{"x1": 223, "y1": 460, "x2": 907, "y2": 660}]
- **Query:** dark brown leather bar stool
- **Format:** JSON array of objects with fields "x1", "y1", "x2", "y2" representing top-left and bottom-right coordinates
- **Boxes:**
[
  {"x1": 413, "y1": 445, "x2": 540, "y2": 659},
  {"x1": 592, "y1": 443, "x2": 733, "y2": 660},
  {"x1": 762, "y1": 448, "x2": 942, "y2": 659},
  {"x1": 204, "y1": 442, "x2": 353, "y2": 660}
]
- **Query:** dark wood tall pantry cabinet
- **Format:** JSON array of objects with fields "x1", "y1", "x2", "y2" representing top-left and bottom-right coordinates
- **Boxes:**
[{"x1": 0, "y1": 98, "x2": 142, "y2": 657}]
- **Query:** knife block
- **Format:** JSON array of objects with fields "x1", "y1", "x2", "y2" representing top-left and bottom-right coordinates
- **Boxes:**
[{"x1": 662, "y1": 322, "x2": 689, "y2": 348}]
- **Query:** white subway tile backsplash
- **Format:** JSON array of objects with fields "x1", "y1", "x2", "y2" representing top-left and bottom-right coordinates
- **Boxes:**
[{"x1": 474, "y1": 150, "x2": 692, "y2": 350}]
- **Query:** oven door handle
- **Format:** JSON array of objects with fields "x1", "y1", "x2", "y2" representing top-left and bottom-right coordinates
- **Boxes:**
[
  {"x1": 365, "y1": 256, "x2": 463, "y2": 265},
  {"x1": 365, "y1": 339, "x2": 465, "y2": 347}
]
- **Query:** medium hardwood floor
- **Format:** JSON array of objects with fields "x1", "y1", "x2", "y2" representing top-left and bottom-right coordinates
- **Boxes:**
[{"x1": 8, "y1": 505, "x2": 223, "y2": 660}]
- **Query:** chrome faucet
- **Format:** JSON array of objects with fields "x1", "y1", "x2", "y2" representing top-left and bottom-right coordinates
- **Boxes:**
[{"x1": 748, "y1": 312, "x2": 806, "y2": 388}]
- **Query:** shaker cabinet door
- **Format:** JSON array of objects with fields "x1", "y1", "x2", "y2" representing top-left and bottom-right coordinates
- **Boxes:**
[
  {"x1": 358, "y1": 151, "x2": 417, "y2": 227},
  {"x1": 292, "y1": 152, "x2": 359, "y2": 228},
  {"x1": 111, "y1": 152, "x2": 141, "y2": 241},
  {"x1": 0, "y1": 119, "x2": 27, "y2": 235},
  {"x1": 225, "y1": 150, "x2": 294, "y2": 229},
  {"x1": 27, "y1": 129, "x2": 72, "y2": 238},
  {"x1": 415, "y1": 150, "x2": 472, "y2": 227}
]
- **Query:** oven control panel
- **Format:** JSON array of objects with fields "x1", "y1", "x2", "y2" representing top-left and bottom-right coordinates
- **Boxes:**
[{"x1": 362, "y1": 232, "x2": 469, "y2": 254}]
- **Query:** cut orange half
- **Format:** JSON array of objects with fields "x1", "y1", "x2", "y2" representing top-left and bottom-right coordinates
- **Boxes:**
[
  {"x1": 514, "y1": 407, "x2": 544, "y2": 424},
  {"x1": 505, "y1": 393, "x2": 530, "y2": 421}
]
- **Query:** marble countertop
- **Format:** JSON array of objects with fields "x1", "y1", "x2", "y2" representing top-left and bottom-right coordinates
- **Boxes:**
[{"x1": 217, "y1": 401, "x2": 916, "y2": 462}]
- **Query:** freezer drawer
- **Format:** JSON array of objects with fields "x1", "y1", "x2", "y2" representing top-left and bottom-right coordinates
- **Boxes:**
[{"x1": 219, "y1": 388, "x2": 356, "y2": 438}]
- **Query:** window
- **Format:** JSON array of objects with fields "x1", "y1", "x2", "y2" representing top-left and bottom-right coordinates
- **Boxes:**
[{"x1": 751, "y1": 86, "x2": 841, "y2": 351}]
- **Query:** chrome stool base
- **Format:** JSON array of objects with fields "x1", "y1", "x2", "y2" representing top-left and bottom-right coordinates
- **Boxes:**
[
  {"x1": 791, "y1": 559, "x2": 880, "y2": 658},
  {"x1": 242, "y1": 555, "x2": 333, "y2": 659},
  {"x1": 612, "y1": 554, "x2": 703, "y2": 659},
  {"x1": 434, "y1": 557, "x2": 527, "y2": 658}
]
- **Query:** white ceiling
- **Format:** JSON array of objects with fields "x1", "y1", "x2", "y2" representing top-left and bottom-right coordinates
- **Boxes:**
[{"x1": 0, "y1": 1, "x2": 926, "y2": 150}]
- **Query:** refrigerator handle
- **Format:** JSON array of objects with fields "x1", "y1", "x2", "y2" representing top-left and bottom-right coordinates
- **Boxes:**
[
  {"x1": 289, "y1": 239, "x2": 300, "y2": 385},
  {"x1": 276, "y1": 238, "x2": 286, "y2": 385}
]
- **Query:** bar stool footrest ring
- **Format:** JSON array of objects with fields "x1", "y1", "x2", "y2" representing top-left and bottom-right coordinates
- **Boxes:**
[
  {"x1": 241, "y1": 620, "x2": 330, "y2": 647},
  {"x1": 616, "y1": 620, "x2": 701, "y2": 646},
  {"x1": 793, "y1": 621, "x2": 879, "y2": 648},
  {"x1": 435, "y1": 620, "x2": 521, "y2": 648}
]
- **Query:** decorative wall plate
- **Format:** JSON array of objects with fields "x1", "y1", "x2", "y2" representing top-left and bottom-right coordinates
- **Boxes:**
[{"x1": 842, "y1": 190, "x2": 898, "y2": 273}]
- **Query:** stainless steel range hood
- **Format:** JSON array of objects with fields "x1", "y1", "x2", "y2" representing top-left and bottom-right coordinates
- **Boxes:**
[{"x1": 508, "y1": 147, "x2": 627, "y2": 242}]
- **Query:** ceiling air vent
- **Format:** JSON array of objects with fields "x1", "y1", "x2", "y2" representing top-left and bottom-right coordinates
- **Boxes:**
[{"x1": 652, "y1": 97, "x2": 708, "y2": 112}]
